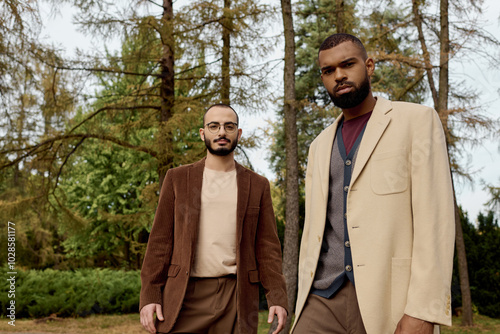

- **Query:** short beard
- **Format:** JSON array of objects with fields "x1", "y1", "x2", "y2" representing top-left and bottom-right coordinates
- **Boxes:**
[
  {"x1": 205, "y1": 137, "x2": 238, "y2": 156},
  {"x1": 329, "y1": 74, "x2": 370, "y2": 109}
]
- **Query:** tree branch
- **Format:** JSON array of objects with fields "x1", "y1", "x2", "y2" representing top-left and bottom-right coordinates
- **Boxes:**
[
  {"x1": 56, "y1": 65, "x2": 161, "y2": 77},
  {"x1": 69, "y1": 105, "x2": 161, "y2": 134},
  {"x1": 411, "y1": 0, "x2": 439, "y2": 109},
  {"x1": 0, "y1": 133, "x2": 158, "y2": 170},
  {"x1": 53, "y1": 137, "x2": 85, "y2": 191}
]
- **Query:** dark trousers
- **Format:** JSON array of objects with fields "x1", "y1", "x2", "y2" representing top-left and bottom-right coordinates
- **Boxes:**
[
  {"x1": 165, "y1": 276, "x2": 238, "y2": 334},
  {"x1": 293, "y1": 280, "x2": 367, "y2": 334}
]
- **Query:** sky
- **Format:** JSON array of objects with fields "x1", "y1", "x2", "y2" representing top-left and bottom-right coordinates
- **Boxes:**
[
  {"x1": 40, "y1": 1, "x2": 500, "y2": 221},
  {"x1": 446, "y1": 1, "x2": 500, "y2": 220}
]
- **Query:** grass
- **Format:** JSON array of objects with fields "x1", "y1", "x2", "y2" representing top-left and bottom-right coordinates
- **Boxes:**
[
  {"x1": 442, "y1": 314, "x2": 500, "y2": 334},
  {"x1": 0, "y1": 314, "x2": 144, "y2": 334},
  {"x1": 1, "y1": 312, "x2": 499, "y2": 333}
]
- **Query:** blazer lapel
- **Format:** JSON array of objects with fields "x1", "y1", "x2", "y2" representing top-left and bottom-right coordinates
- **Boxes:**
[
  {"x1": 350, "y1": 97, "x2": 392, "y2": 186},
  {"x1": 235, "y1": 162, "x2": 250, "y2": 244},
  {"x1": 317, "y1": 117, "x2": 342, "y2": 203},
  {"x1": 187, "y1": 158, "x2": 205, "y2": 249}
]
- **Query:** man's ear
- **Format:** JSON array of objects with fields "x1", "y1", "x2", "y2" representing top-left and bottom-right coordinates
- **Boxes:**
[
  {"x1": 237, "y1": 128, "x2": 242, "y2": 141},
  {"x1": 365, "y1": 57, "x2": 375, "y2": 76},
  {"x1": 199, "y1": 128, "x2": 205, "y2": 141}
]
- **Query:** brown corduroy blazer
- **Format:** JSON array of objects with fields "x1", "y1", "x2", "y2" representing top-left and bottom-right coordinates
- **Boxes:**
[{"x1": 140, "y1": 158, "x2": 288, "y2": 334}]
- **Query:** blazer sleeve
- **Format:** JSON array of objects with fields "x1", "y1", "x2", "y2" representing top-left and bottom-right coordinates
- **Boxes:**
[
  {"x1": 255, "y1": 179, "x2": 289, "y2": 312},
  {"x1": 405, "y1": 107, "x2": 455, "y2": 326},
  {"x1": 139, "y1": 168, "x2": 175, "y2": 310}
]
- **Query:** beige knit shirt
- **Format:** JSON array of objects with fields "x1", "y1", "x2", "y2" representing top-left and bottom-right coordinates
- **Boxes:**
[{"x1": 190, "y1": 167, "x2": 238, "y2": 277}]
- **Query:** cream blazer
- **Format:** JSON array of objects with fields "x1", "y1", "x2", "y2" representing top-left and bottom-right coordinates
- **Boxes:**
[{"x1": 293, "y1": 97, "x2": 455, "y2": 334}]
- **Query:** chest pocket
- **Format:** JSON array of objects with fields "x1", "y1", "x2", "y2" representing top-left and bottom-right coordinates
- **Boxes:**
[{"x1": 370, "y1": 149, "x2": 408, "y2": 195}]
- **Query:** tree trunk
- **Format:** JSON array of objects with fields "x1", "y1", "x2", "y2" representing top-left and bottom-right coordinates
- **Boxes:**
[
  {"x1": 438, "y1": 0, "x2": 451, "y2": 139},
  {"x1": 412, "y1": 0, "x2": 473, "y2": 326},
  {"x1": 439, "y1": 0, "x2": 473, "y2": 326},
  {"x1": 411, "y1": 0, "x2": 439, "y2": 109},
  {"x1": 335, "y1": 0, "x2": 345, "y2": 33},
  {"x1": 158, "y1": 0, "x2": 175, "y2": 188},
  {"x1": 453, "y1": 189, "x2": 474, "y2": 326},
  {"x1": 268, "y1": 1, "x2": 299, "y2": 333},
  {"x1": 221, "y1": 0, "x2": 231, "y2": 105},
  {"x1": 438, "y1": 0, "x2": 449, "y2": 116}
]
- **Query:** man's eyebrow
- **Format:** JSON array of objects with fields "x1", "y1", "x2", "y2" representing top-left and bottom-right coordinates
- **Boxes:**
[
  {"x1": 320, "y1": 57, "x2": 357, "y2": 72},
  {"x1": 340, "y1": 57, "x2": 357, "y2": 65},
  {"x1": 206, "y1": 121, "x2": 237, "y2": 125},
  {"x1": 320, "y1": 65, "x2": 332, "y2": 72}
]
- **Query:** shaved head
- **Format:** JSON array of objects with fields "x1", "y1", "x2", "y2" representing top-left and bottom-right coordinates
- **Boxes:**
[
  {"x1": 203, "y1": 104, "x2": 239, "y2": 125},
  {"x1": 319, "y1": 33, "x2": 368, "y2": 60}
]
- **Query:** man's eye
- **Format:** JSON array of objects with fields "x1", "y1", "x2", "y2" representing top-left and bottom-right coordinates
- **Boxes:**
[
  {"x1": 225, "y1": 124, "x2": 236, "y2": 131},
  {"x1": 208, "y1": 124, "x2": 219, "y2": 131}
]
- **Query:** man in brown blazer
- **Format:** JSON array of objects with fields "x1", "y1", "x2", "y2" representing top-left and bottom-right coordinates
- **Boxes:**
[
  {"x1": 292, "y1": 34, "x2": 455, "y2": 333},
  {"x1": 140, "y1": 104, "x2": 288, "y2": 334}
]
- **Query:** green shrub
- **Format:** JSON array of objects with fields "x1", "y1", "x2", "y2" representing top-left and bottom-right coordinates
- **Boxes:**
[
  {"x1": 0, "y1": 266, "x2": 140, "y2": 318},
  {"x1": 453, "y1": 210, "x2": 500, "y2": 319}
]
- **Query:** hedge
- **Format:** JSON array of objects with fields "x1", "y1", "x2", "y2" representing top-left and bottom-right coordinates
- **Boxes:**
[{"x1": 0, "y1": 266, "x2": 140, "y2": 318}]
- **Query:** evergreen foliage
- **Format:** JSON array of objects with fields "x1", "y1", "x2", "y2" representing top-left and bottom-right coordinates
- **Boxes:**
[
  {"x1": 0, "y1": 267, "x2": 140, "y2": 318},
  {"x1": 58, "y1": 139, "x2": 157, "y2": 269},
  {"x1": 453, "y1": 210, "x2": 500, "y2": 318}
]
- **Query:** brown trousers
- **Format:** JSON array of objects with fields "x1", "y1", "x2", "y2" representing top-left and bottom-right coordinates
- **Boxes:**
[
  {"x1": 164, "y1": 276, "x2": 238, "y2": 334},
  {"x1": 293, "y1": 280, "x2": 367, "y2": 334}
]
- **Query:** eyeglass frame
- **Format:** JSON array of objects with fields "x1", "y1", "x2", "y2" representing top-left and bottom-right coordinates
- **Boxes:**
[{"x1": 204, "y1": 121, "x2": 239, "y2": 134}]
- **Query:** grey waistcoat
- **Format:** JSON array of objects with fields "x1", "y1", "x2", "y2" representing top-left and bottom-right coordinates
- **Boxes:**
[{"x1": 311, "y1": 121, "x2": 365, "y2": 298}]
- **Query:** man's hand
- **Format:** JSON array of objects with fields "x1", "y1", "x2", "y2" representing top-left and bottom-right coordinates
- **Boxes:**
[
  {"x1": 140, "y1": 303, "x2": 164, "y2": 334},
  {"x1": 268, "y1": 305, "x2": 287, "y2": 334},
  {"x1": 394, "y1": 314, "x2": 434, "y2": 334}
]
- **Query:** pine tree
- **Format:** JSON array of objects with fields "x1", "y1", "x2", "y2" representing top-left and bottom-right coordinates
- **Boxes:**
[{"x1": 1, "y1": 0, "x2": 278, "y2": 269}]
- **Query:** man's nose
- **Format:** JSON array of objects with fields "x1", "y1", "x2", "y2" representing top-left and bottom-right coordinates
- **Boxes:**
[{"x1": 334, "y1": 68, "x2": 347, "y2": 82}]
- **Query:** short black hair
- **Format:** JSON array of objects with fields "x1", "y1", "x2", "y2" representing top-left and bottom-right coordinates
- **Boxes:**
[
  {"x1": 319, "y1": 33, "x2": 368, "y2": 60},
  {"x1": 203, "y1": 103, "x2": 239, "y2": 125}
]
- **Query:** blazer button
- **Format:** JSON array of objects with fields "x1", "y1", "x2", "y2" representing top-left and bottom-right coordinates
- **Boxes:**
[
  {"x1": 345, "y1": 265, "x2": 352, "y2": 272},
  {"x1": 345, "y1": 160, "x2": 352, "y2": 166},
  {"x1": 344, "y1": 241, "x2": 350, "y2": 248},
  {"x1": 344, "y1": 186, "x2": 349, "y2": 192},
  {"x1": 310, "y1": 271, "x2": 314, "y2": 278}
]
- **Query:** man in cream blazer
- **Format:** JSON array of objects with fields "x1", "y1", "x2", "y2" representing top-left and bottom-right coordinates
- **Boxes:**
[{"x1": 292, "y1": 34, "x2": 455, "y2": 333}]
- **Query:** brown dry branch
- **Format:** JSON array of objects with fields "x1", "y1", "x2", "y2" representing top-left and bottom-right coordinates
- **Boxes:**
[{"x1": 0, "y1": 133, "x2": 158, "y2": 170}]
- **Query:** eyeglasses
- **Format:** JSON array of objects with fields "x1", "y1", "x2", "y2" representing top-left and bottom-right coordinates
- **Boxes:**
[{"x1": 205, "y1": 122, "x2": 238, "y2": 134}]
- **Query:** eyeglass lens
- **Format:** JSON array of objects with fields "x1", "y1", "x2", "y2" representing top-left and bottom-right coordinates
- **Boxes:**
[{"x1": 206, "y1": 122, "x2": 237, "y2": 134}]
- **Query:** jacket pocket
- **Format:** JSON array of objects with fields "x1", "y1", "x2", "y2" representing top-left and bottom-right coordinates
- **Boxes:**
[
  {"x1": 248, "y1": 269, "x2": 260, "y2": 283},
  {"x1": 167, "y1": 264, "x2": 181, "y2": 277},
  {"x1": 371, "y1": 149, "x2": 408, "y2": 195},
  {"x1": 391, "y1": 258, "x2": 411, "y2": 324}
]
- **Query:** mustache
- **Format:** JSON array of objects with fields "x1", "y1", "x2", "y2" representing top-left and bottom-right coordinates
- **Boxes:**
[
  {"x1": 335, "y1": 81, "x2": 356, "y2": 92},
  {"x1": 214, "y1": 137, "x2": 231, "y2": 143}
]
